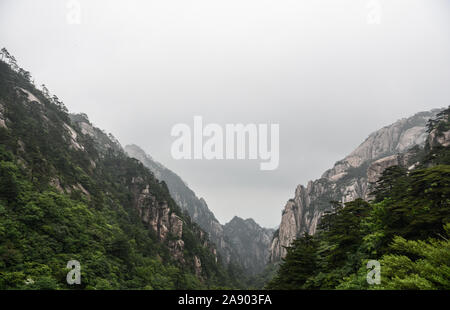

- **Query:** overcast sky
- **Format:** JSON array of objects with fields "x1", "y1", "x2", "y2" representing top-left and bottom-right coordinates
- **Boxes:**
[{"x1": 1, "y1": 0, "x2": 449, "y2": 227}]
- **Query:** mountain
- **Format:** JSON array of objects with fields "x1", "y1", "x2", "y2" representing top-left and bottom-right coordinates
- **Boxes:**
[
  {"x1": 124, "y1": 144, "x2": 274, "y2": 275},
  {"x1": 223, "y1": 217, "x2": 275, "y2": 274},
  {"x1": 0, "y1": 54, "x2": 234, "y2": 289},
  {"x1": 270, "y1": 109, "x2": 443, "y2": 262},
  {"x1": 267, "y1": 108, "x2": 450, "y2": 289}
]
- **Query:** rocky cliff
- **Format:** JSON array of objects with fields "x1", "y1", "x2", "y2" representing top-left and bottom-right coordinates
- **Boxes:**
[
  {"x1": 125, "y1": 144, "x2": 273, "y2": 275},
  {"x1": 270, "y1": 109, "x2": 442, "y2": 262}
]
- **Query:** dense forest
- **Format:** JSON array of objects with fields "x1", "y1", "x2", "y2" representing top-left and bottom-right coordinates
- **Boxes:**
[
  {"x1": 0, "y1": 49, "x2": 252, "y2": 289},
  {"x1": 267, "y1": 107, "x2": 450, "y2": 289}
]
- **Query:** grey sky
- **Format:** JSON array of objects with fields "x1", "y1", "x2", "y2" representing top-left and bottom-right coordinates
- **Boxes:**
[{"x1": 1, "y1": 0, "x2": 449, "y2": 227}]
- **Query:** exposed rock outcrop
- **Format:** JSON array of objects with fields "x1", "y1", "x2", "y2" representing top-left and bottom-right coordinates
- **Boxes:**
[
  {"x1": 127, "y1": 170, "x2": 186, "y2": 262},
  {"x1": 0, "y1": 101, "x2": 7, "y2": 128},
  {"x1": 428, "y1": 127, "x2": 450, "y2": 149},
  {"x1": 194, "y1": 256, "x2": 202, "y2": 278},
  {"x1": 367, "y1": 155, "x2": 401, "y2": 184}
]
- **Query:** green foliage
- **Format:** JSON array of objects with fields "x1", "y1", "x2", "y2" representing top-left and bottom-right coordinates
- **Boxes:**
[
  {"x1": 0, "y1": 161, "x2": 19, "y2": 202},
  {"x1": 266, "y1": 234, "x2": 318, "y2": 289},
  {"x1": 374, "y1": 165, "x2": 450, "y2": 247},
  {"x1": 376, "y1": 229, "x2": 450, "y2": 289}
]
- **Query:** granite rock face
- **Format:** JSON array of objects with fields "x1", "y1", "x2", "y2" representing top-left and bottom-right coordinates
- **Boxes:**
[
  {"x1": 428, "y1": 126, "x2": 450, "y2": 149},
  {"x1": 130, "y1": 178, "x2": 188, "y2": 262},
  {"x1": 270, "y1": 109, "x2": 442, "y2": 262},
  {"x1": 0, "y1": 101, "x2": 7, "y2": 128}
]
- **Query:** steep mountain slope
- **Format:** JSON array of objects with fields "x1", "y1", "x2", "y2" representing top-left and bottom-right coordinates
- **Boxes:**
[
  {"x1": 270, "y1": 109, "x2": 442, "y2": 261},
  {"x1": 124, "y1": 144, "x2": 274, "y2": 275},
  {"x1": 0, "y1": 55, "x2": 232, "y2": 289}
]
